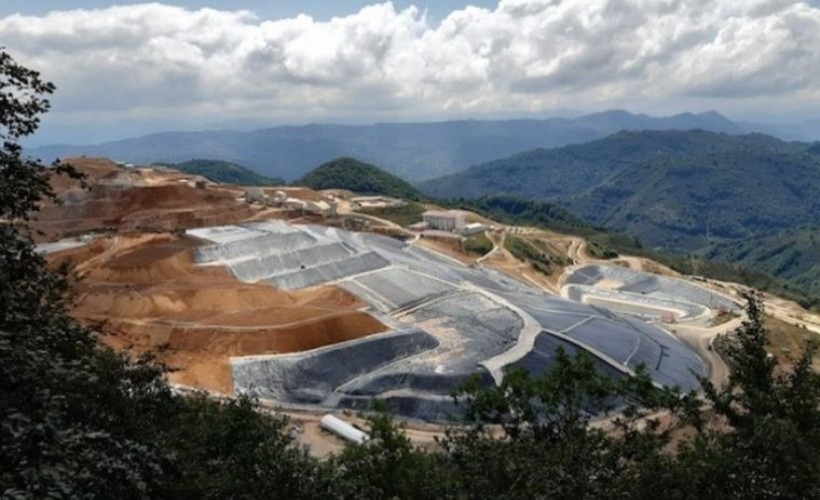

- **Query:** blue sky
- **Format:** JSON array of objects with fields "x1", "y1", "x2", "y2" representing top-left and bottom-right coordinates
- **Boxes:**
[
  {"x1": 2, "y1": 1, "x2": 820, "y2": 145},
  {"x1": 0, "y1": 1, "x2": 498, "y2": 23}
]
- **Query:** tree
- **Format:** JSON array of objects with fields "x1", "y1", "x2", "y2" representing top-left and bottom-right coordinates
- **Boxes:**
[
  {"x1": 328, "y1": 407, "x2": 454, "y2": 499},
  {"x1": 436, "y1": 350, "x2": 681, "y2": 499},
  {"x1": 0, "y1": 48, "x2": 326, "y2": 499},
  {"x1": 0, "y1": 46, "x2": 184, "y2": 497},
  {"x1": 669, "y1": 293, "x2": 820, "y2": 498}
]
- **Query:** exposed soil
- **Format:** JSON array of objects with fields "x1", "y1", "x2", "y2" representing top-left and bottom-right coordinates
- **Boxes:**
[
  {"x1": 48, "y1": 157, "x2": 124, "y2": 191},
  {"x1": 265, "y1": 186, "x2": 328, "y2": 202},
  {"x1": 56, "y1": 233, "x2": 387, "y2": 395},
  {"x1": 414, "y1": 237, "x2": 478, "y2": 265},
  {"x1": 37, "y1": 159, "x2": 253, "y2": 241},
  {"x1": 763, "y1": 314, "x2": 820, "y2": 371}
]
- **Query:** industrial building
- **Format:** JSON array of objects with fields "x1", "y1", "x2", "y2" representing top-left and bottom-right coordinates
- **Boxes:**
[
  {"x1": 422, "y1": 210, "x2": 465, "y2": 232},
  {"x1": 351, "y1": 196, "x2": 405, "y2": 210},
  {"x1": 460, "y1": 222, "x2": 486, "y2": 235}
]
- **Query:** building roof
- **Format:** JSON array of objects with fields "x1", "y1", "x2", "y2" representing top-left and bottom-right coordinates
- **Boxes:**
[{"x1": 423, "y1": 210, "x2": 462, "y2": 218}]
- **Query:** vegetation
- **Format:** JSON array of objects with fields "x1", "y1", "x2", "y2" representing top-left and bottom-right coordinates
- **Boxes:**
[
  {"x1": 565, "y1": 137, "x2": 820, "y2": 251},
  {"x1": 426, "y1": 132, "x2": 820, "y2": 307},
  {"x1": 505, "y1": 235, "x2": 563, "y2": 274},
  {"x1": 156, "y1": 158, "x2": 285, "y2": 185},
  {"x1": 359, "y1": 201, "x2": 426, "y2": 227},
  {"x1": 0, "y1": 48, "x2": 327, "y2": 499},
  {"x1": 702, "y1": 225, "x2": 820, "y2": 301},
  {"x1": 463, "y1": 233, "x2": 493, "y2": 256},
  {"x1": 297, "y1": 157, "x2": 424, "y2": 200},
  {"x1": 420, "y1": 129, "x2": 758, "y2": 200},
  {"x1": 448, "y1": 195, "x2": 589, "y2": 234},
  {"x1": 32, "y1": 110, "x2": 742, "y2": 182}
]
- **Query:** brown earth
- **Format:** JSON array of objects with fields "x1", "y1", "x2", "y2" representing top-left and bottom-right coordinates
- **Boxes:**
[
  {"x1": 763, "y1": 314, "x2": 820, "y2": 371},
  {"x1": 36, "y1": 173, "x2": 253, "y2": 240},
  {"x1": 265, "y1": 186, "x2": 328, "y2": 201},
  {"x1": 53, "y1": 233, "x2": 387, "y2": 395},
  {"x1": 415, "y1": 237, "x2": 478, "y2": 266},
  {"x1": 48, "y1": 157, "x2": 124, "y2": 191}
]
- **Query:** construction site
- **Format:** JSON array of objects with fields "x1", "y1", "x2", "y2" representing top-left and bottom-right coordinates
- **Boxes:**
[{"x1": 37, "y1": 157, "x2": 820, "y2": 439}]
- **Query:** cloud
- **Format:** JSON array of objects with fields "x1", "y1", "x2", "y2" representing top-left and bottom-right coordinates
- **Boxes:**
[{"x1": 1, "y1": 0, "x2": 819, "y2": 129}]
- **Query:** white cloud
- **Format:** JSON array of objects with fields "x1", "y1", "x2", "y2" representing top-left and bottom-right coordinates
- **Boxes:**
[{"x1": 1, "y1": 0, "x2": 819, "y2": 130}]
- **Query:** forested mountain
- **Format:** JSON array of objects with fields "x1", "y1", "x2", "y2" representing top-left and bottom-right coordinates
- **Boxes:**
[
  {"x1": 30, "y1": 110, "x2": 745, "y2": 182},
  {"x1": 422, "y1": 130, "x2": 820, "y2": 298},
  {"x1": 158, "y1": 159, "x2": 285, "y2": 185},
  {"x1": 296, "y1": 157, "x2": 424, "y2": 200},
  {"x1": 561, "y1": 133, "x2": 820, "y2": 250},
  {"x1": 702, "y1": 226, "x2": 820, "y2": 299},
  {"x1": 422, "y1": 130, "x2": 817, "y2": 244},
  {"x1": 421, "y1": 129, "x2": 752, "y2": 200}
]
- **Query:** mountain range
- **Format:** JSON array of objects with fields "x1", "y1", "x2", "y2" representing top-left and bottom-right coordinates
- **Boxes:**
[
  {"x1": 420, "y1": 129, "x2": 820, "y2": 301},
  {"x1": 422, "y1": 129, "x2": 820, "y2": 247},
  {"x1": 31, "y1": 110, "x2": 746, "y2": 182}
]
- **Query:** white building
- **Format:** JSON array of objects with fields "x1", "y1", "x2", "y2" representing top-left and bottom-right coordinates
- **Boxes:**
[
  {"x1": 422, "y1": 210, "x2": 465, "y2": 232},
  {"x1": 461, "y1": 222, "x2": 486, "y2": 235},
  {"x1": 351, "y1": 196, "x2": 405, "y2": 210}
]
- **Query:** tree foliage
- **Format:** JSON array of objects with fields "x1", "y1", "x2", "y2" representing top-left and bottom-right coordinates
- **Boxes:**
[
  {"x1": 297, "y1": 157, "x2": 424, "y2": 201},
  {"x1": 671, "y1": 294, "x2": 820, "y2": 498},
  {"x1": 0, "y1": 48, "x2": 326, "y2": 499}
]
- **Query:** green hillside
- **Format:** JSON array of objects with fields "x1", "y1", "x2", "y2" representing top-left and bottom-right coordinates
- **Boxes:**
[
  {"x1": 160, "y1": 159, "x2": 284, "y2": 186},
  {"x1": 564, "y1": 136, "x2": 820, "y2": 251},
  {"x1": 702, "y1": 226, "x2": 820, "y2": 299},
  {"x1": 420, "y1": 130, "x2": 820, "y2": 303},
  {"x1": 421, "y1": 131, "x2": 818, "y2": 250},
  {"x1": 420, "y1": 130, "x2": 777, "y2": 200},
  {"x1": 450, "y1": 195, "x2": 591, "y2": 235},
  {"x1": 296, "y1": 157, "x2": 423, "y2": 200}
]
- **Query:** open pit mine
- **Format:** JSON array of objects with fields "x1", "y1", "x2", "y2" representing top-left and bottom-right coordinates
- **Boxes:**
[{"x1": 39, "y1": 158, "x2": 739, "y2": 422}]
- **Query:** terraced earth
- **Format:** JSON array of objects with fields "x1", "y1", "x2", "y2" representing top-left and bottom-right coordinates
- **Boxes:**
[{"x1": 187, "y1": 221, "x2": 709, "y2": 421}]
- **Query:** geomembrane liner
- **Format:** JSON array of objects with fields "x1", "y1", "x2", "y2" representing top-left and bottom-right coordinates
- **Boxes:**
[{"x1": 189, "y1": 222, "x2": 710, "y2": 420}]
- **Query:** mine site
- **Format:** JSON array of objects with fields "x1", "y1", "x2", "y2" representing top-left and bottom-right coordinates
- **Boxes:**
[
  {"x1": 6, "y1": 3, "x2": 820, "y2": 495},
  {"x1": 34, "y1": 156, "x2": 820, "y2": 455}
]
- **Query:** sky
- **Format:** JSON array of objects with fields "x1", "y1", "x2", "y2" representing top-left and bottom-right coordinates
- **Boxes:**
[{"x1": 2, "y1": 0, "x2": 820, "y2": 145}]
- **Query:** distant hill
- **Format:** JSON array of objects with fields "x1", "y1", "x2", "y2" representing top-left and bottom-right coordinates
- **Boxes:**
[
  {"x1": 421, "y1": 130, "x2": 820, "y2": 299},
  {"x1": 702, "y1": 226, "x2": 820, "y2": 299},
  {"x1": 421, "y1": 129, "x2": 742, "y2": 200},
  {"x1": 157, "y1": 159, "x2": 284, "y2": 186},
  {"x1": 30, "y1": 110, "x2": 748, "y2": 182},
  {"x1": 421, "y1": 130, "x2": 817, "y2": 246},
  {"x1": 296, "y1": 157, "x2": 424, "y2": 200},
  {"x1": 562, "y1": 133, "x2": 820, "y2": 251}
]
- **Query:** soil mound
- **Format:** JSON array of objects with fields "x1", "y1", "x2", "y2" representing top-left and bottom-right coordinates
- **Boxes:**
[
  {"x1": 35, "y1": 183, "x2": 252, "y2": 239},
  {"x1": 63, "y1": 233, "x2": 386, "y2": 395},
  {"x1": 48, "y1": 157, "x2": 123, "y2": 191}
]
